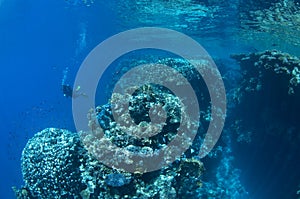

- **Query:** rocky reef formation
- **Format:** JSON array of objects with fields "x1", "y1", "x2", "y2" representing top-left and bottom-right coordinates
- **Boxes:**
[
  {"x1": 230, "y1": 50, "x2": 300, "y2": 143},
  {"x1": 230, "y1": 50, "x2": 300, "y2": 198},
  {"x1": 14, "y1": 57, "x2": 217, "y2": 198},
  {"x1": 19, "y1": 128, "x2": 85, "y2": 198},
  {"x1": 15, "y1": 50, "x2": 300, "y2": 198},
  {"x1": 232, "y1": 50, "x2": 300, "y2": 95},
  {"x1": 14, "y1": 127, "x2": 204, "y2": 199}
]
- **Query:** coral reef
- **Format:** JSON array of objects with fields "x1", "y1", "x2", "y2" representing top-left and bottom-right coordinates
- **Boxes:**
[
  {"x1": 198, "y1": 143, "x2": 249, "y2": 198},
  {"x1": 94, "y1": 84, "x2": 184, "y2": 150},
  {"x1": 20, "y1": 128, "x2": 85, "y2": 198},
  {"x1": 230, "y1": 50, "x2": 300, "y2": 198},
  {"x1": 231, "y1": 50, "x2": 300, "y2": 138},
  {"x1": 14, "y1": 128, "x2": 205, "y2": 198},
  {"x1": 232, "y1": 50, "x2": 300, "y2": 96},
  {"x1": 14, "y1": 57, "x2": 233, "y2": 198}
]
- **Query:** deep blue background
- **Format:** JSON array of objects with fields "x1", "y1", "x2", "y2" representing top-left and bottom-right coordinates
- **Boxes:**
[{"x1": 0, "y1": 1, "x2": 117, "y2": 198}]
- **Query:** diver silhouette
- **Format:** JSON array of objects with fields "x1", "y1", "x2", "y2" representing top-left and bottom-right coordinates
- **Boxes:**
[
  {"x1": 61, "y1": 67, "x2": 87, "y2": 98},
  {"x1": 62, "y1": 84, "x2": 73, "y2": 98},
  {"x1": 62, "y1": 67, "x2": 73, "y2": 98}
]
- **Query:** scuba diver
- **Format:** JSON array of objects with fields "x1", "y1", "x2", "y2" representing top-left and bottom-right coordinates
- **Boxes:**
[
  {"x1": 62, "y1": 67, "x2": 86, "y2": 98},
  {"x1": 62, "y1": 84, "x2": 73, "y2": 98}
]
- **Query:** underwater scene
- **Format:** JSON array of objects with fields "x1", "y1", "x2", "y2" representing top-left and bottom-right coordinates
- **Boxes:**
[{"x1": 1, "y1": 0, "x2": 300, "y2": 198}]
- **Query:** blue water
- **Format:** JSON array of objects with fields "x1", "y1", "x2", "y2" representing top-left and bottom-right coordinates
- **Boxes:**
[
  {"x1": 0, "y1": 1, "x2": 114, "y2": 198},
  {"x1": 1, "y1": 0, "x2": 299, "y2": 198}
]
